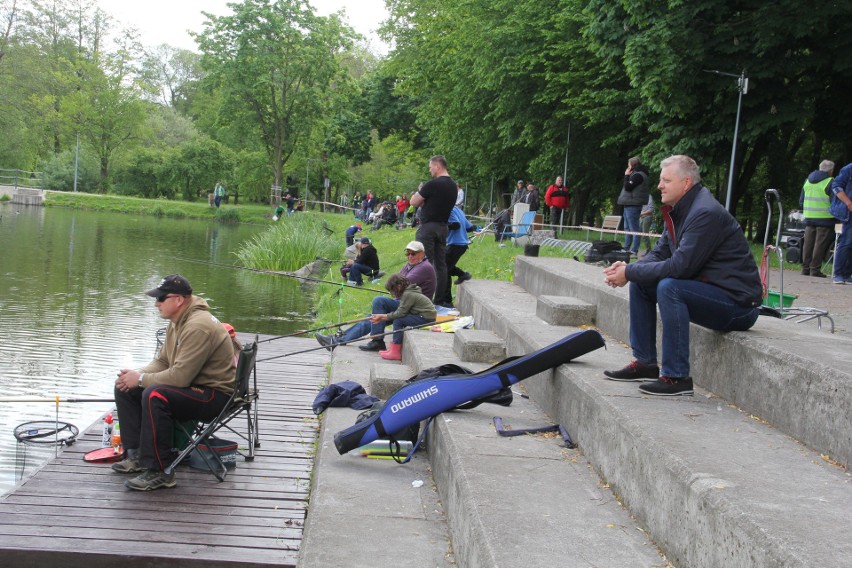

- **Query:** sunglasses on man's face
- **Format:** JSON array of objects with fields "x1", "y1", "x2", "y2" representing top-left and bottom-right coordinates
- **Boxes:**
[{"x1": 155, "y1": 294, "x2": 181, "y2": 303}]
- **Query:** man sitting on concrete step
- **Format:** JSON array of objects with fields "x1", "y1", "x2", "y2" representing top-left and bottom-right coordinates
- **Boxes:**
[{"x1": 602, "y1": 155, "x2": 762, "y2": 396}]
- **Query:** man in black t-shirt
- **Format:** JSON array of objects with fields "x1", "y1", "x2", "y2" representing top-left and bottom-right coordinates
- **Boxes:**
[{"x1": 410, "y1": 155, "x2": 458, "y2": 307}]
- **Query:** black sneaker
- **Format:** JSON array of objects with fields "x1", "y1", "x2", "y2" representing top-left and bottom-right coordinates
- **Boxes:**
[
  {"x1": 455, "y1": 272, "x2": 472, "y2": 285},
  {"x1": 801, "y1": 269, "x2": 810, "y2": 276},
  {"x1": 315, "y1": 333, "x2": 337, "y2": 352},
  {"x1": 639, "y1": 376, "x2": 693, "y2": 396},
  {"x1": 125, "y1": 469, "x2": 176, "y2": 491},
  {"x1": 811, "y1": 270, "x2": 826, "y2": 278},
  {"x1": 603, "y1": 361, "x2": 659, "y2": 382},
  {"x1": 359, "y1": 339, "x2": 386, "y2": 351}
]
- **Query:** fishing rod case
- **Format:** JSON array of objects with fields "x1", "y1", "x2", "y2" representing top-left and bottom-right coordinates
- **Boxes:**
[{"x1": 334, "y1": 329, "x2": 605, "y2": 455}]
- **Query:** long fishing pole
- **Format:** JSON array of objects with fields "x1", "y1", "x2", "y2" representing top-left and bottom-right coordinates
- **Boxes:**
[
  {"x1": 0, "y1": 396, "x2": 115, "y2": 403},
  {"x1": 257, "y1": 316, "x2": 369, "y2": 343},
  {"x1": 176, "y1": 257, "x2": 389, "y2": 294},
  {"x1": 257, "y1": 316, "x2": 464, "y2": 361}
]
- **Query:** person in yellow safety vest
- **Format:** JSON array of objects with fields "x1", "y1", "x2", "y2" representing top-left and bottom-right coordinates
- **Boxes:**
[{"x1": 798, "y1": 160, "x2": 835, "y2": 278}]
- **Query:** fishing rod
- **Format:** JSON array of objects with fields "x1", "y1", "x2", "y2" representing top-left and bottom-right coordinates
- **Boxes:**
[
  {"x1": 257, "y1": 316, "x2": 369, "y2": 343},
  {"x1": 0, "y1": 396, "x2": 115, "y2": 403},
  {"x1": 176, "y1": 257, "x2": 389, "y2": 294},
  {"x1": 256, "y1": 316, "x2": 465, "y2": 362}
]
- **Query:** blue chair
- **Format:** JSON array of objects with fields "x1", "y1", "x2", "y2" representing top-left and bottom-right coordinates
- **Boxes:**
[{"x1": 500, "y1": 211, "x2": 536, "y2": 246}]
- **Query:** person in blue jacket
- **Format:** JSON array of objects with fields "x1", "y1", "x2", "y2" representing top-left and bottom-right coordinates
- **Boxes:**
[
  {"x1": 434, "y1": 193, "x2": 474, "y2": 307},
  {"x1": 829, "y1": 162, "x2": 852, "y2": 284},
  {"x1": 345, "y1": 223, "x2": 362, "y2": 246},
  {"x1": 602, "y1": 155, "x2": 762, "y2": 397}
]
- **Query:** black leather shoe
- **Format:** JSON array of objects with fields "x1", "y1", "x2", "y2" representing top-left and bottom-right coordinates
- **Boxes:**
[
  {"x1": 455, "y1": 272, "x2": 472, "y2": 285},
  {"x1": 811, "y1": 270, "x2": 826, "y2": 278},
  {"x1": 639, "y1": 376, "x2": 693, "y2": 396},
  {"x1": 603, "y1": 361, "x2": 659, "y2": 382},
  {"x1": 359, "y1": 339, "x2": 386, "y2": 351},
  {"x1": 315, "y1": 333, "x2": 337, "y2": 352}
]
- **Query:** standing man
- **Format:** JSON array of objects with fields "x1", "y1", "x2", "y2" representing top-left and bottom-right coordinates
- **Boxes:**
[
  {"x1": 410, "y1": 155, "x2": 457, "y2": 308},
  {"x1": 522, "y1": 182, "x2": 539, "y2": 212},
  {"x1": 602, "y1": 155, "x2": 762, "y2": 396},
  {"x1": 830, "y1": 162, "x2": 852, "y2": 284},
  {"x1": 112, "y1": 275, "x2": 236, "y2": 490},
  {"x1": 213, "y1": 181, "x2": 226, "y2": 208},
  {"x1": 799, "y1": 160, "x2": 835, "y2": 277},
  {"x1": 510, "y1": 179, "x2": 526, "y2": 207},
  {"x1": 545, "y1": 176, "x2": 570, "y2": 229},
  {"x1": 618, "y1": 157, "x2": 651, "y2": 257}
]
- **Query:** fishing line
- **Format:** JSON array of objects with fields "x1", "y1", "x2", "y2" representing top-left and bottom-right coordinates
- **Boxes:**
[
  {"x1": 256, "y1": 317, "x2": 368, "y2": 343},
  {"x1": 256, "y1": 316, "x2": 463, "y2": 362},
  {"x1": 175, "y1": 257, "x2": 389, "y2": 294}
]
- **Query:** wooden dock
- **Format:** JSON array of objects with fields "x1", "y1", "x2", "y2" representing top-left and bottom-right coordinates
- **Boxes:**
[{"x1": 0, "y1": 335, "x2": 330, "y2": 568}]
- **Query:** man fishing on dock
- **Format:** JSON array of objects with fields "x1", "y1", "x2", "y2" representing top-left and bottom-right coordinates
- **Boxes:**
[{"x1": 112, "y1": 275, "x2": 236, "y2": 491}]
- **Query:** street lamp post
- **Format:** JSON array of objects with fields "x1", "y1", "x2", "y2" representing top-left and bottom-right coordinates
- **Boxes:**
[{"x1": 704, "y1": 69, "x2": 749, "y2": 212}]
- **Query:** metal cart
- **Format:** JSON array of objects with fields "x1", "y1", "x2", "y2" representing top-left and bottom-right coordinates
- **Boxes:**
[{"x1": 762, "y1": 188, "x2": 834, "y2": 332}]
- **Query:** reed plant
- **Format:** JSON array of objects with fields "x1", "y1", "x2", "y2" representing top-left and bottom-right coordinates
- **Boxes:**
[{"x1": 235, "y1": 213, "x2": 340, "y2": 271}]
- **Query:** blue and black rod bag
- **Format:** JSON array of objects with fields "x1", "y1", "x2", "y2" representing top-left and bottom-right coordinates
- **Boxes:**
[{"x1": 334, "y1": 329, "x2": 605, "y2": 455}]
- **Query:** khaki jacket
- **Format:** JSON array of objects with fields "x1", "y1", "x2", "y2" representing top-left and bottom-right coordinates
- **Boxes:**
[{"x1": 140, "y1": 296, "x2": 236, "y2": 394}]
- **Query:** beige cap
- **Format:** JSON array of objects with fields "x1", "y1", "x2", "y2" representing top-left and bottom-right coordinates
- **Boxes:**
[{"x1": 404, "y1": 241, "x2": 425, "y2": 253}]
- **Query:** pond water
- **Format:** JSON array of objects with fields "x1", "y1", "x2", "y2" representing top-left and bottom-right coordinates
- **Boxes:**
[{"x1": 0, "y1": 203, "x2": 315, "y2": 495}]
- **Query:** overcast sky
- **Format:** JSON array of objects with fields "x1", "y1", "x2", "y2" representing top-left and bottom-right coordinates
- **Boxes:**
[{"x1": 99, "y1": 0, "x2": 390, "y2": 54}]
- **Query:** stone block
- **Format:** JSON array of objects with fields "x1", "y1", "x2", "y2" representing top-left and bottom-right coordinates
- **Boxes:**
[
  {"x1": 369, "y1": 362, "x2": 413, "y2": 399},
  {"x1": 453, "y1": 328, "x2": 506, "y2": 363},
  {"x1": 536, "y1": 295, "x2": 596, "y2": 326}
]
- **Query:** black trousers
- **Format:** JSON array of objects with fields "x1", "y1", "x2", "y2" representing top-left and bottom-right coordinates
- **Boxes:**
[
  {"x1": 416, "y1": 221, "x2": 449, "y2": 302},
  {"x1": 115, "y1": 384, "x2": 230, "y2": 471},
  {"x1": 438, "y1": 244, "x2": 468, "y2": 304}
]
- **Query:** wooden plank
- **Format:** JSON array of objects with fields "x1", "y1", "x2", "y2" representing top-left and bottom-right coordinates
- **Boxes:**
[{"x1": 0, "y1": 335, "x2": 327, "y2": 567}]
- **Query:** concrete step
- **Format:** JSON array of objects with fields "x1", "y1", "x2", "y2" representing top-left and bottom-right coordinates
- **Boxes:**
[
  {"x1": 298, "y1": 342, "x2": 455, "y2": 568},
  {"x1": 457, "y1": 278, "x2": 852, "y2": 568},
  {"x1": 401, "y1": 326, "x2": 667, "y2": 567},
  {"x1": 513, "y1": 255, "x2": 852, "y2": 468}
]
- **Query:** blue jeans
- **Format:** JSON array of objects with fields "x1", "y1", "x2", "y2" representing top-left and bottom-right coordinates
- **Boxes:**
[
  {"x1": 622, "y1": 206, "x2": 641, "y2": 252},
  {"x1": 348, "y1": 263, "x2": 373, "y2": 285},
  {"x1": 339, "y1": 296, "x2": 400, "y2": 342},
  {"x1": 392, "y1": 314, "x2": 435, "y2": 344},
  {"x1": 629, "y1": 278, "x2": 759, "y2": 378},
  {"x1": 832, "y1": 222, "x2": 852, "y2": 280}
]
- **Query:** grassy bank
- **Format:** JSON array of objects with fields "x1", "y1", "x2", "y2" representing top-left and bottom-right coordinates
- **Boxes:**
[{"x1": 45, "y1": 191, "x2": 274, "y2": 224}]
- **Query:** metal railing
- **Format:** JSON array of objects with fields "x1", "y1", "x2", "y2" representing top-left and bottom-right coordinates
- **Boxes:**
[{"x1": 0, "y1": 168, "x2": 45, "y2": 190}]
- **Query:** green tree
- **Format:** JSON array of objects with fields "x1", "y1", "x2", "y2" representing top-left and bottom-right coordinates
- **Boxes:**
[{"x1": 196, "y1": 0, "x2": 357, "y2": 189}]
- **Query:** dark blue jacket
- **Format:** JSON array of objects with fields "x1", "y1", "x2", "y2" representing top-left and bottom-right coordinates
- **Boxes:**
[{"x1": 626, "y1": 185, "x2": 762, "y2": 307}]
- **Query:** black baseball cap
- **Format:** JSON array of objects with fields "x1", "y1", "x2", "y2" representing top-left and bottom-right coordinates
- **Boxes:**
[
  {"x1": 145, "y1": 274, "x2": 192, "y2": 297},
  {"x1": 360, "y1": 237, "x2": 372, "y2": 245}
]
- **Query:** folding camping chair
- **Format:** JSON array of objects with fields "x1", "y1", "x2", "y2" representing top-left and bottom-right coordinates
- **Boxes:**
[
  {"x1": 165, "y1": 339, "x2": 260, "y2": 481},
  {"x1": 501, "y1": 210, "x2": 536, "y2": 246}
]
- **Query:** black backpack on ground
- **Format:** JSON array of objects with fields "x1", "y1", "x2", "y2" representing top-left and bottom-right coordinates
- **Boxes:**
[{"x1": 586, "y1": 240, "x2": 627, "y2": 264}]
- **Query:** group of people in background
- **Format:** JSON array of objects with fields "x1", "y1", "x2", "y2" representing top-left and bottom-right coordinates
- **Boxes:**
[{"x1": 800, "y1": 160, "x2": 852, "y2": 284}]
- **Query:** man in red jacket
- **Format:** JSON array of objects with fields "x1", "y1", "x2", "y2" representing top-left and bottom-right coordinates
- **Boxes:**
[{"x1": 545, "y1": 176, "x2": 570, "y2": 229}]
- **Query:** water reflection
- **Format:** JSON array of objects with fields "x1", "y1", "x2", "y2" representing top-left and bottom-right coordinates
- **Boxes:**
[{"x1": 0, "y1": 204, "x2": 315, "y2": 495}]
